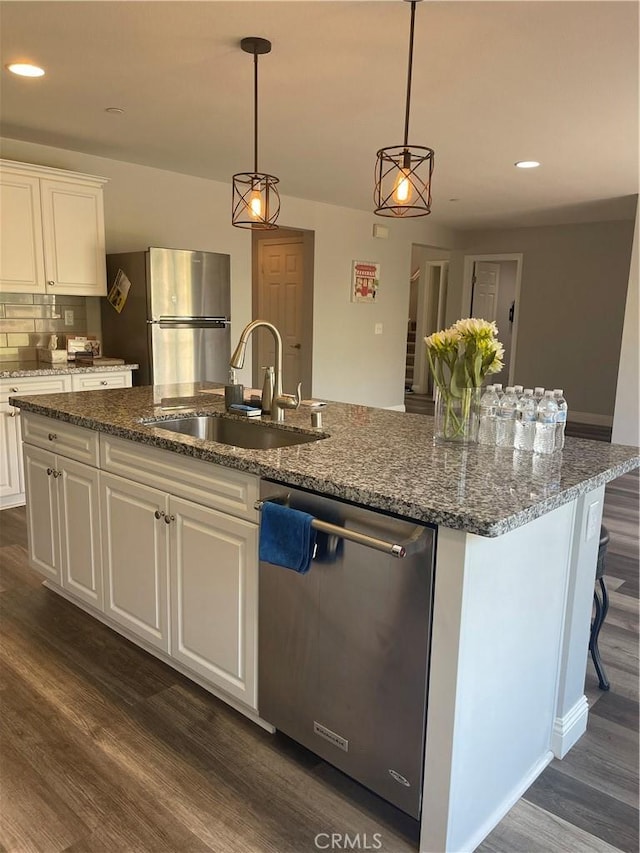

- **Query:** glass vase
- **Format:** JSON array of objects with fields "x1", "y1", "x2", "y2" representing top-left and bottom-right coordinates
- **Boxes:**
[{"x1": 434, "y1": 386, "x2": 480, "y2": 444}]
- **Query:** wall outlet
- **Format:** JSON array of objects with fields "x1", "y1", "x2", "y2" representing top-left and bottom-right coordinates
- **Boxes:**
[
  {"x1": 374, "y1": 323, "x2": 383, "y2": 335},
  {"x1": 64, "y1": 309, "x2": 74, "y2": 326}
]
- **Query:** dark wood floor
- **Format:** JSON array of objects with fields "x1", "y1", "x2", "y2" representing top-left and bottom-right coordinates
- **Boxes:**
[{"x1": 1, "y1": 469, "x2": 638, "y2": 852}]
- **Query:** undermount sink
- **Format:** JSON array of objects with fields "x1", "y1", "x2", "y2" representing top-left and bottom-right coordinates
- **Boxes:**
[{"x1": 145, "y1": 414, "x2": 325, "y2": 450}]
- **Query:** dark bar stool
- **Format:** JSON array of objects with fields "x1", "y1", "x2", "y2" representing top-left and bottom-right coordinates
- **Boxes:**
[{"x1": 589, "y1": 525, "x2": 611, "y2": 691}]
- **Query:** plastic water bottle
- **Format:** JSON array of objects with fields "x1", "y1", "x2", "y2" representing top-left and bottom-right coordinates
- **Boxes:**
[
  {"x1": 533, "y1": 386, "x2": 545, "y2": 405},
  {"x1": 478, "y1": 385, "x2": 499, "y2": 445},
  {"x1": 514, "y1": 388, "x2": 536, "y2": 451},
  {"x1": 514, "y1": 384, "x2": 524, "y2": 398},
  {"x1": 553, "y1": 389, "x2": 568, "y2": 451},
  {"x1": 493, "y1": 383, "x2": 504, "y2": 400},
  {"x1": 533, "y1": 391, "x2": 558, "y2": 454},
  {"x1": 496, "y1": 386, "x2": 519, "y2": 447}
]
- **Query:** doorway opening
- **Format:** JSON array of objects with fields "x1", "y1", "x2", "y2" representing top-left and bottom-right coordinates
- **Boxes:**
[
  {"x1": 462, "y1": 253, "x2": 523, "y2": 386},
  {"x1": 251, "y1": 227, "x2": 315, "y2": 398},
  {"x1": 405, "y1": 245, "x2": 451, "y2": 406}
]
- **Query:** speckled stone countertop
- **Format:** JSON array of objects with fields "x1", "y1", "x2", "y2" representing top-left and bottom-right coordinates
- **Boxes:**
[
  {"x1": 9, "y1": 382, "x2": 639, "y2": 537},
  {"x1": 0, "y1": 360, "x2": 138, "y2": 378}
]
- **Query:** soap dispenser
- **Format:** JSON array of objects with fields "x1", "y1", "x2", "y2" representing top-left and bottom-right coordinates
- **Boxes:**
[{"x1": 261, "y1": 366, "x2": 275, "y2": 415}]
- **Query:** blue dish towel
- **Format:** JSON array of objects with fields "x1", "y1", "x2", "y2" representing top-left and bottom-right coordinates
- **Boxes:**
[{"x1": 259, "y1": 501, "x2": 317, "y2": 574}]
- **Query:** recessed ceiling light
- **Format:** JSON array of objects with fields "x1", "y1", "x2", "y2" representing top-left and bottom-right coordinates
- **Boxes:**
[
  {"x1": 515, "y1": 160, "x2": 541, "y2": 169},
  {"x1": 6, "y1": 62, "x2": 45, "y2": 78},
  {"x1": 105, "y1": 107, "x2": 125, "y2": 114}
]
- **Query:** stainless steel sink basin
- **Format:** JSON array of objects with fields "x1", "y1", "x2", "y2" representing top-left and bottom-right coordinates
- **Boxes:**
[{"x1": 146, "y1": 414, "x2": 324, "y2": 450}]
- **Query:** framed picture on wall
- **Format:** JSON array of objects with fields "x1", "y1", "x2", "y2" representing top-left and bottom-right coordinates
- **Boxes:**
[{"x1": 351, "y1": 260, "x2": 380, "y2": 303}]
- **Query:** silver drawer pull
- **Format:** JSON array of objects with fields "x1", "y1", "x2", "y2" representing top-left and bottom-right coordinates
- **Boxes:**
[
  {"x1": 164, "y1": 514, "x2": 175, "y2": 524},
  {"x1": 10, "y1": 387, "x2": 18, "y2": 393},
  {"x1": 255, "y1": 499, "x2": 419, "y2": 558},
  {"x1": 9, "y1": 410, "x2": 19, "y2": 417},
  {"x1": 48, "y1": 280, "x2": 55, "y2": 286},
  {"x1": 100, "y1": 380, "x2": 108, "y2": 386},
  {"x1": 154, "y1": 510, "x2": 165, "y2": 520},
  {"x1": 53, "y1": 470, "x2": 61, "y2": 478},
  {"x1": 47, "y1": 467, "x2": 53, "y2": 476},
  {"x1": 48, "y1": 433, "x2": 57, "y2": 441}
]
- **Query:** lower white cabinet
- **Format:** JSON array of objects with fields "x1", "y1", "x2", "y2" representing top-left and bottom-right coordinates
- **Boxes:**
[
  {"x1": 23, "y1": 443, "x2": 102, "y2": 607},
  {"x1": 169, "y1": 495, "x2": 258, "y2": 707},
  {"x1": 100, "y1": 472, "x2": 170, "y2": 653}
]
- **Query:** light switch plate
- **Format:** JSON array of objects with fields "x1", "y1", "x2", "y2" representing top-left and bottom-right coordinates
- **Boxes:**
[
  {"x1": 374, "y1": 323, "x2": 383, "y2": 335},
  {"x1": 64, "y1": 309, "x2": 74, "y2": 326}
]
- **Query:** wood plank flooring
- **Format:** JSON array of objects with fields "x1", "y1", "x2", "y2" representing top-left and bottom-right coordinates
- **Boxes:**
[{"x1": 1, "y1": 469, "x2": 638, "y2": 853}]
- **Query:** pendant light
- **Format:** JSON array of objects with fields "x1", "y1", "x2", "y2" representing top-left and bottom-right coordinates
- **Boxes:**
[
  {"x1": 374, "y1": 0, "x2": 434, "y2": 218},
  {"x1": 232, "y1": 37, "x2": 280, "y2": 229}
]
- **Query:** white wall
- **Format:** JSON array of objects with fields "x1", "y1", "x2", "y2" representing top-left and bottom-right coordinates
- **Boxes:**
[
  {"x1": 448, "y1": 219, "x2": 636, "y2": 420},
  {"x1": 1, "y1": 137, "x2": 455, "y2": 408},
  {"x1": 612, "y1": 205, "x2": 639, "y2": 446}
]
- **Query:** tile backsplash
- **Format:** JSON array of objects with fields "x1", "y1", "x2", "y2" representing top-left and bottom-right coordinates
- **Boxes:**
[{"x1": 0, "y1": 293, "x2": 97, "y2": 363}]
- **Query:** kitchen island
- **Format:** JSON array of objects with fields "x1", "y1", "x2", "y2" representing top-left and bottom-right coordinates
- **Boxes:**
[{"x1": 8, "y1": 383, "x2": 640, "y2": 853}]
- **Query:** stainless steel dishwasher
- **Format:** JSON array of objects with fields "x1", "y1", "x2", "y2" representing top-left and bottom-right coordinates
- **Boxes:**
[{"x1": 258, "y1": 480, "x2": 436, "y2": 819}]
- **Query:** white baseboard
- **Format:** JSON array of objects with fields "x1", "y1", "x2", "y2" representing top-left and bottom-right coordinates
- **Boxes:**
[
  {"x1": 569, "y1": 410, "x2": 613, "y2": 427},
  {"x1": 387, "y1": 404, "x2": 406, "y2": 412},
  {"x1": 551, "y1": 694, "x2": 589, "y2": 758}
]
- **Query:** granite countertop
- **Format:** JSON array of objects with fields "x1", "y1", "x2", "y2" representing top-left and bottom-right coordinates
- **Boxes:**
[
  {"x1": 9, "y1": 383, "x2": 639, "y2": 537},
  {"x1": 1, "y1": 360, "x2": 139, "y2": 378}
]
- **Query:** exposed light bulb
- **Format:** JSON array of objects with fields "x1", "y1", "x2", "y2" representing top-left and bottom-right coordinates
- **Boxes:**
[
  {"x1": 249, "y1": 189, "x2": 263, "y2": 220},
  {"x1": 393, "y1": 169, "x2": 413, "y2": 204}
]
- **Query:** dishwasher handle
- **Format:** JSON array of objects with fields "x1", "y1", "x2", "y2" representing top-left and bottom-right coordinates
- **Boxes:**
[{"x1": 255, "y1": 498, "x2": 427, "y2": 559}]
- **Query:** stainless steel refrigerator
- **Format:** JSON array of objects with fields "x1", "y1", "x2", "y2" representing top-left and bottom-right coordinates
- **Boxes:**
[{"x1": 102, "y1": 247, "x2": 231, "y2": 386}]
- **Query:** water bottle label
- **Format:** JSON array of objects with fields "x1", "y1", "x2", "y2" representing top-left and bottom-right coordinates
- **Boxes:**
[{"x1": 556, "y1": 411, "x2": 567, "y2": 423}]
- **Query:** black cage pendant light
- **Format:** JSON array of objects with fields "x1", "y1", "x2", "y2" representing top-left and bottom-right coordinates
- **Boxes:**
[
  {"x1": 232, "y1": 37, "x2": 280, "y2": 229},
  {"x1": 374, "y1": 0, "x2": 434, "y2": 218}
]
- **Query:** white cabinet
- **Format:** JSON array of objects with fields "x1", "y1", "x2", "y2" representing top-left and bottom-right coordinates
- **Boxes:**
[
  {"x1": 22, "y1": 420, "x2": 102, "y2": 608},
  {"x1": 0, "y1": 159, "x2": 108, "y2": 296},
  {"x1": 1, "y1": 374, "x2": 72, "y2": 509},
  {"x1": 169, "y1": 495, "x2": 258, "y2": 707},
  {"x1": 100, "y1": 472, "x2": 170, "y2": 653},
  {"x1": 100, "y1": 434, "x2": 259, "y2": 708}
]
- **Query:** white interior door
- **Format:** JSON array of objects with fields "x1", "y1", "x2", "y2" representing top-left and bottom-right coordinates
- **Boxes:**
[
  {"x1": 471, "y1": 262, "x2": 501, "y2": 322},
  {"x1": 257, "y1": 238, "x2": 304, "y2": 392}
]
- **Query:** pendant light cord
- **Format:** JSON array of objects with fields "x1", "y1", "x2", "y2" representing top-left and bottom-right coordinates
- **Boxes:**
[
  {"x1": 403, "y1": 0, "x2": 417, "y2": 148},
  {"x1": 253, "y1": 49, "x2": 259, "y2": 174}
]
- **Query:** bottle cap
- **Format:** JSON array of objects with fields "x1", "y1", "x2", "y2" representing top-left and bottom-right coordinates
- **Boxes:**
[
  {"x1": 534, "y1": 386, "x2": 545, "y2": 393},
  {"x1": 505, "y1": 386, "x2": 515, "y2": 393},
  {"x1": 524, "y1": 388, "x2": 533, "y2": 394},
  {"x1": 553, "y1": 389, "x2": 564, "y2": 395}
]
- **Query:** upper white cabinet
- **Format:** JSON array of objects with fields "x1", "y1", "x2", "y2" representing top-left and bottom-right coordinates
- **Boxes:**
[{"x1": 0, "y1": 159, "x2": 108, "y2": 296}]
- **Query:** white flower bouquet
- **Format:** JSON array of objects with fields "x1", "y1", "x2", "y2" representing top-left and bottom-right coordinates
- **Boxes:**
[{"x1": 425, "y1": 318, "x2": 504, "y2": 441}]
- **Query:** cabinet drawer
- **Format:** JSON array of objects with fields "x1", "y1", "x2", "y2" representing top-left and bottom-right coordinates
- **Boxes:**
[
  {"x1": 22, "y1": 412, "x2": 99, "y2": 466},
  {"x1": 2, "y1": 374, "x2": 72, "y2": 405},
  {"x1": 101, "y1": 434, "x2": 259, "y2": 522},
  {"x1": 70, "y1": 371, "x2": 132, "y2": 392}
]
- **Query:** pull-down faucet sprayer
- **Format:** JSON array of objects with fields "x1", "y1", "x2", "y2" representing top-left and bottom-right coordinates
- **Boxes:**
[{"x1": 230, "y1": 320, "x2": 301, "y2": 422}]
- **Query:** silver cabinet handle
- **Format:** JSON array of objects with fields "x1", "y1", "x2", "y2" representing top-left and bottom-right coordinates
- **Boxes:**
[
  {"x1": 9, "y1": 410, "x2": 20, "y2": 417},
  {"x1": 47, "y1": 467, "x2": 53, "y2": 476},
  {"x1": 164, "y1": 514, "x2": 175, "y2": 524},
  {"x1": 100, "y1": 380, "x2": 108, "y2": 386},
  {"x1": 154, "y1": 510, "x2": 165, "y2": 520},
  {"x1": 48, "y1": 433, "x2": 57, "y2": 441},
  {"x1": 53, "y1": 470, "x2": 61, "y2": 478},
  {"x1": 48, "y1": 281, "x2": 55, "y2": 286},
  {"x1": 10, "y1": 387, "x2": 18, "y2": 393}
]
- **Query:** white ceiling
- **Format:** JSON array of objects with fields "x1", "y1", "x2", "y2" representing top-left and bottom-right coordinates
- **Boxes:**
[{"x1": 1, "y1": 0, "x2": 638, "y2": 231}]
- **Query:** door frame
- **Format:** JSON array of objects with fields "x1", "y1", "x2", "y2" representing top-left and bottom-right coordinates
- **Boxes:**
[
  {"x1": 413, "y1": 260, "x2": 449, "y2": 395},
  {"x1": 461, "y1": 253, "x2": 523, "y2": 386}
]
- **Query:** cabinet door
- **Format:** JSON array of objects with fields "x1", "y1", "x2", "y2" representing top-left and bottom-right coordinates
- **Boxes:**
[
  {"x1": 100, "y1": 472, "x2": 169, "y2": 651},
  {"x1": 40, "y1": 180, "x2": 107, "y2": 296},
  {"x1": 0, "y1": 407, "x2": 23, "y2": 508},
  {"x1": 23, "y1": 444, "x2": 60, "y2": 582},
  {"x1": 0, "y1": 173, "x2": 45, "y2": 293},
  {"x1": 169, "y1": 496, "x2": 259, "y2": 708},
  {"x1": 58, "y1": 458, "x2": 102, "y2": 609}
]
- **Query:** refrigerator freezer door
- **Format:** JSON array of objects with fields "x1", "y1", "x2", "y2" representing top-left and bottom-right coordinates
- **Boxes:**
[
  {"x1": 148, "y1": 247, "x2": 231, "y2": 320},
  {"x1": 150, "y1": 324, "x2": 231, "y2": 386}
]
